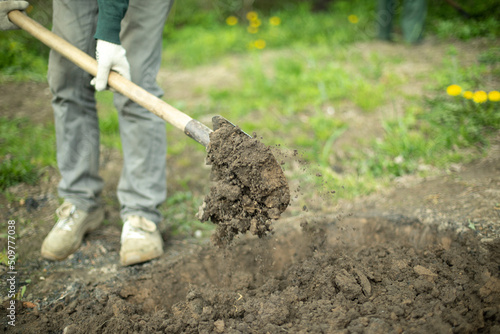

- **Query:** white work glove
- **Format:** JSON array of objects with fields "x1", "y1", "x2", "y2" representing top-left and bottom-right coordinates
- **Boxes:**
[
  {"x1": 0, "y1": 0, "x2": 29, "y2": 30},
  {"x1": 92, "y1": 39, "x2": 131, "y2": 91}
]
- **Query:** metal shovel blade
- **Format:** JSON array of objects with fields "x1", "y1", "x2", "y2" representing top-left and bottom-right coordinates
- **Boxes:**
[{"x1": 212, "y1": 116, "x2": 252, "y2": 138}]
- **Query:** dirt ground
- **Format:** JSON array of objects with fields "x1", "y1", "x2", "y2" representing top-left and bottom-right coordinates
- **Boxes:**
[{"x1": 1, "y1": 39, "x2": 500, "y2": 333}]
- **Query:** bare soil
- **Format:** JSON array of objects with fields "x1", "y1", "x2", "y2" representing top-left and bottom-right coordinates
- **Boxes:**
[
  {"x1": 1, "y1": 39, "x2": 500, "y2": 333},
  {"x1": 1, "y1": 185, "x2": 499, "y2": 333}
]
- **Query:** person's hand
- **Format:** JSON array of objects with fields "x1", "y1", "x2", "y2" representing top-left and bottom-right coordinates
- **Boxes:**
[
  {"x1": 92, "y1": 39, "x2": 131, "y2": 91},
  {"x1": 0, "y1": 0, "x2": 29, "y2": 30}
]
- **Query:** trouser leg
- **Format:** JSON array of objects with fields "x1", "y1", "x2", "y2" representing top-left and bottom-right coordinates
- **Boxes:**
[
  {"x1": 402, "y1": 0, "x2": 427, "y2": 44},
  {"x1": 48, "y1": 0, "x2": 102, "y2": 212},
  {"x1": 377, "y1": 0, "x2": 396, "y2": 41},
  {"x1": 114, "y1": 0, "x2": 174, "y2": 224}
]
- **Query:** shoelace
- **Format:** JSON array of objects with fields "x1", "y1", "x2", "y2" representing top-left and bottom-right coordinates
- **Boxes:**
[
  {"x1": 122, "y1": 222, "x2": 147, "y2": 241},
  {"x1": 121, "y1": 217, "x2": 157, "y2": 243},
  {"x1": 55, "y1": 205, "x2": 79, "y2": 232}
]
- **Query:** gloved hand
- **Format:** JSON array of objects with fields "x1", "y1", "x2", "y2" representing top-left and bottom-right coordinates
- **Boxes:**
[
  {"x1": 92, "y1": 39, "x2": 131, "y2": 91},
  {"x1": 0, "y1": 0, "x2": 29, "y2": 30}
]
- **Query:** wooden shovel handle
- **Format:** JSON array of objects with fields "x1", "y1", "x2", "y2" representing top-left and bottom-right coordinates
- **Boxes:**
[{"x1": 8, "y1": 10, "x2": 212, "y2": 147}]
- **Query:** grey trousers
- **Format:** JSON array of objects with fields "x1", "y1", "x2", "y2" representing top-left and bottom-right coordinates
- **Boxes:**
[{"x1": 47, "y1": 0, "x2": 173, "y2": 224}]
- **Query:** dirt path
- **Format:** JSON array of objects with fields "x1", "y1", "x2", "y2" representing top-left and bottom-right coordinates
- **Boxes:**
[{"x1": 1, "y1": 39, "x2": 499, "y2": 333}]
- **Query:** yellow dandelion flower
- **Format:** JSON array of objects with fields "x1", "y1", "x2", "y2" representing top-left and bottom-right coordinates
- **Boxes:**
[
  {"x1": 247, "y1": 26, "x2": 258, "y2": 34},
  {"x1": 250, "y1": 18, "x2": 261, "y2": 28},
  {"x1": 488, "y1": 90, "x2": 500, "y2": 102},
  {"x1": 254, "y1": 39, "x2": 266, "y2": 50},
  {"x1": 246, "y1": 11, "x2": 258, "y2": 21},
  {"x1": 463, "y1": 91, "x2": 473, "y2": 99},
  {"x1": 26, "y1": 5, "x2": 33, "y2": 13},
  {"x1": 348, "y1": 15, "x2": 359, "y2": 24},
  {"x1": 226, "y1": 16, "x2": 238, "y2": 26},
  {"x1": 473, "y1": 90, "x2": 488, "y2": 103},
  {"x1": 446, "y1": 84, "x2": 462, "y2": 96},
  {"x1": 270, "y1": 16, "x2": 281, "y2": 26}
]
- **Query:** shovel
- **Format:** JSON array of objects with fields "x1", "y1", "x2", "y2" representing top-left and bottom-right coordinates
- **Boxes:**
[{"x1": 7, "y1": 10, "x2": 247, "y2": 147}]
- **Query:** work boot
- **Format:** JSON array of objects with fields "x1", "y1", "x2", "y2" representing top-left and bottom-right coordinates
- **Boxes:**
[
  {"x1": 41, "y1": 202, "x2": 104, "y2": 261},
  {"x1": 119, "y1": 215, "x2": 163, "y2": 266}
]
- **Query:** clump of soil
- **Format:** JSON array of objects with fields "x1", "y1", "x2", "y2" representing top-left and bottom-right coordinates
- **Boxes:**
[{"x1": 198, "y1": 123, "x2": 290, "y2": 246}]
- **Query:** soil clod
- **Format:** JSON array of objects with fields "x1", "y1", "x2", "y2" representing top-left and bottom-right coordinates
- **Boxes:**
[{"x1": 198, "y1": 123, "x2": 290, "y2": 246}]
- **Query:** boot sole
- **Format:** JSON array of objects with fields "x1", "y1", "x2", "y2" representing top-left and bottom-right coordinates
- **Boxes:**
[{"x1": 120, "y1": 248, "x2": 163, "y2": 266}]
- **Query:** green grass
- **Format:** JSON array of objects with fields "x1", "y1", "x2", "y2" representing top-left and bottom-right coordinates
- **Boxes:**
[
  {"x1": 96, "y1": 91, "x2": 122, "y2": 150},
  {"x1": 162, "y1": 2, "x2": 374, "y2": 68},
  {"x1": 0, "y1": 117, "x2": 55, "y2": 190},
  {"x1": 0, "y1": 31, "x2": 48, "y2": 82},
  {"x1": 0, "y1": 1, "x2": 51, "y2": 82},
  {"x1": 431, "y1": 17, "x2": 499, "y2": 41},
  {"x1": 160, "y1": 191, "x2": 214, "y2": 238}
]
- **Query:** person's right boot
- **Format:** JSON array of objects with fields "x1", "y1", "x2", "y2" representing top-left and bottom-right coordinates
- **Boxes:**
[{"x1": 41, "y1": 201, "x2": 104, "y2": 260}]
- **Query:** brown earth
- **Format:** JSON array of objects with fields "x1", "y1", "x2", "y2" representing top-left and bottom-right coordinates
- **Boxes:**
[
  {"x1": 199, "y1": 122, "x2": 290, "y2": 247},
  {"x1": 1, "y1": 178, "x2": 499, "y2": 333},
  {"x1": 1, "y1": 38, "x2": 500, "y2": 333}
]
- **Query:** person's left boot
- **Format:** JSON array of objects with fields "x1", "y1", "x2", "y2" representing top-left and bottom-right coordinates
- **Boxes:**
[{"x1": 119, "y1": 215, "x2": 163, "y2": 266}]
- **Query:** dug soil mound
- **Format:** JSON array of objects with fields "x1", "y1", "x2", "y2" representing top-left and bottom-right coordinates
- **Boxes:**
[
  {"x1": 198, "y1": 123, "x2": 290, "y2": 247},
  {"x1": 2, "y1": 216, "x2": 499, "y2": 333}
]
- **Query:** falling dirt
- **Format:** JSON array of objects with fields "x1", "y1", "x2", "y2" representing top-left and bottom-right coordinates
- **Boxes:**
[{"x1": 198, "y1": 123, "x2": 291, "y2": 247}]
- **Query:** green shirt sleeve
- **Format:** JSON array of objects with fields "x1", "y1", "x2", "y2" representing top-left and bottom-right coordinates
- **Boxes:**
[{"x1": 94, "y1": 0, "x2": 129, "y2": 45}]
